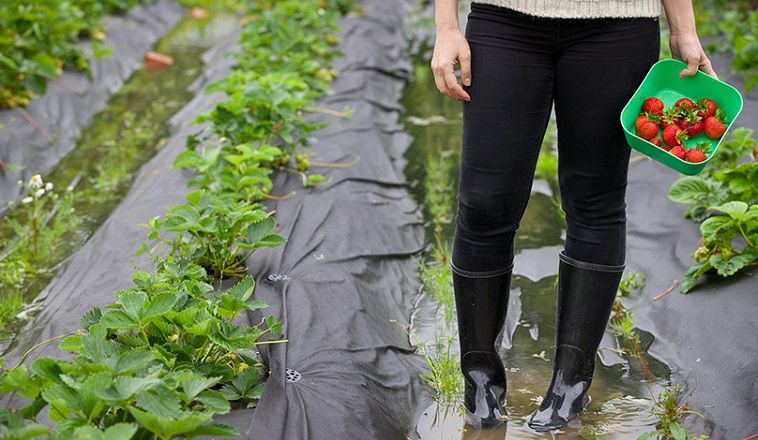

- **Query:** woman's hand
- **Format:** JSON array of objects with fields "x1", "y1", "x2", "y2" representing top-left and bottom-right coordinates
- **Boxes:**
[
  {"x1": 431, "y1": 27, "x2": 471, "y2": 102},
  {"x1": 670, "y1": 31, "x2": 717, "y2": 78}
]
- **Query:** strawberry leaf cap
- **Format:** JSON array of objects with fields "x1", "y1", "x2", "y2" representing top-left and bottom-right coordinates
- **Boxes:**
[
  {"x1": 713, "y1": 108, "x2": 727, "y2": 123},
  {"x1": 695, "y1": 141, "x2": 711, "y2": 153}
]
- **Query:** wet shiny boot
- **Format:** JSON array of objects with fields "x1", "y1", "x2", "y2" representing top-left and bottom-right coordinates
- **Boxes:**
[
  {"x1": 528, "y1": 251, "x2": 624, "y2": 432},
  {"x1": 452, "y1": 268, "x2": 511, "y2": 429}
]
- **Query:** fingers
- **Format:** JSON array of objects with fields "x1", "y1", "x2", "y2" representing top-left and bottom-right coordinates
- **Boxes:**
[
  {"x1": 700, "y1": 57, "x2": 718, "y2": 79},
  {"x1": 460, "y1": 49, "x2": 472, "y2": 87},
  {"x1": 431, "y1": 60, "x2": 449, "y2": 97},
  {"x1": 431, "y1": 59, "x2": 470, "y2": 102},
  {"x1": 679, "y1": 57, "x2": 699, "y2": 78},
  {"x1": 443, "y1": 63, "x2": 470, "y2": 101}
]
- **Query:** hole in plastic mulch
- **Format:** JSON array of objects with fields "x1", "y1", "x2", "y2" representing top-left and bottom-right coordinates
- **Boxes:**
[
  {"x1": 268, "y1": 273, "x2": 292, "y2": 282},
  {"x1": 285, "y1": 368, "x2": 302, "y2": 383}
]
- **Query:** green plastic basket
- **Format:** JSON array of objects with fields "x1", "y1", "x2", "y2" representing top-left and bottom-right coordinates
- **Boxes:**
[{"x1": 620, "y1": 59, "x2": 744, "y2": 175}]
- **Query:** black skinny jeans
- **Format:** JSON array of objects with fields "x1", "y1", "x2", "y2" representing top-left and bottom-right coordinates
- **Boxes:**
[{"x1": 451, "y1": 4, "x2": 660, "y2": 276}]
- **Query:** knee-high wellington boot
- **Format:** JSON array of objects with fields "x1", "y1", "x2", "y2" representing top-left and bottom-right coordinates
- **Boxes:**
[
  {"x1": 452, "y1": 267, "x2": 511, "y2": 429},
  {"x1": 528, "y1": 251, "x2": 624, "y2": 432}
]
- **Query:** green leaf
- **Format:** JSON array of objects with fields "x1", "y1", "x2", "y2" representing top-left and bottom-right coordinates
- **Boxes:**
[
  {"x1": 700, "y1": 215, "x2": 733, "y2": 240},
  {"x1": 128, "y1": 407, "x2": 212, "y2": 439},
  {"x1": 101, "y1": 376, "x2": 160, "y2": 402},
  {"x1": 25, "y1": 75, "x2": 47, "y2": 96},
  {"x1": 173, "y1": 150, "x2": 204, "y2": 169},
  {"x1": 668, "y1": 176, "x2": 711, "y2": 204},
  {"x1": 59, "y1": 334, "x2": 82, "y2": 352},
  {"x1": 115, "y1": 348, "x2": 155, "y2": 374},
  {"x1": 81, "y1": 308, "x2": 102, "y2": 330},
  {"x1": 710, "y1": 253, "x2": 755, "y2": 277},
  {"x1": 183, "y1": 376, "x2": 221, "y2": 401},
  {"x1": 727, "y1": 174, "x2": 753, "y2": 194},
  {"x1": 80, "y1": 333, "x2": 117, "y2": 363},
  {"x1": 224, "y1": 275, "x2": 255, "y2": 301},
  {"x1": 220, "y1": 368, "x2": 261, "y2": 400},
  {"x1": 79, "y1": 372, "x2": 111, "y2": 420},
  {"x1": 669, "y1": 422, "x2": 688, "y2": 440},
  {"x1": 246, "y1": 217, "x2": 275, "y2": 244},
  {"x1": 42, "y1": 383, "x2": 79, "y2": 415},
  {"x1": 0, "y1": 53, "x2": 19, "y2": 70},
  {"x1": 197, "y1": 390, "x2": 231, "y2": 414},
  {"x1": 74, "y1": 422, "x2": 137, "y2": 440},
  {"x1": 143, "y1": 293, "x2": 179, "y2": 319},
  {"x1": 135, "y1": 242, "x2": 149, "y2": 257},
  {"x1": 680, "y1": 262, "x2": 713, "y2": 293},
  {"x1": 256, "y1": 232, "x2": 287, "y2": 248},
  {"x1": 185, "y1": 423, "x2": 239, "y2": 438},
  {"x1": 31, "y1": 357, "x2": 63, "y2": 382},
  {"x1": 185, "y1": 189, "x2": 205, "y2": 206},
  {"x1": 31, "y1": 52, "x2": 59, "y2": 79},
  {"x1": 115, "y1": 290, "x2": 147, "y2": 321},
  {"x1": 99, "y1": 311, "x2": 138, "y2": 330},
  {"x1": 91, "y1": 42, "x2": 113, "y2": 61},
  {"x1": 712, "y1": 201, "x2": 748, "y2": 220},
  {"x1": 136, "y1": 387, "x2": 183, "y2": 419}
]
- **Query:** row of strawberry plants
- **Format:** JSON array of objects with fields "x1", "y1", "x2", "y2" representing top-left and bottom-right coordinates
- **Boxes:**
[
  {"x1": 694, "y1": 0, "x2": 758, "y2": 91},
  {"x1": 667, "y1": 128, "x2": 757, "y2": 293},
  {"x1": 0, "y1": 0, "x2": 352, "y2": 438},
  {"x1": 0, "y1": 0, "x2": 150, "y2": 109}
]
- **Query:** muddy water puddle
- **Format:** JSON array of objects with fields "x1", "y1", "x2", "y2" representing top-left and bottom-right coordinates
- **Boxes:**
[{"x1": 401, "y1": 55, "x2": 670, "y2": 438}]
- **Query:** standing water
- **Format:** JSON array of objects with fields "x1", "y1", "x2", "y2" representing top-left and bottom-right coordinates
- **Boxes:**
[{"x1": 401, "y1": 49, "x2": 672, "y2": 438}]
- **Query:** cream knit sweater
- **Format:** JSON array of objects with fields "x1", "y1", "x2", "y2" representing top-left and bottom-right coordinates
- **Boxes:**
[{"x1": 471, "y1": 0, "x2": 661, "y2": 18}]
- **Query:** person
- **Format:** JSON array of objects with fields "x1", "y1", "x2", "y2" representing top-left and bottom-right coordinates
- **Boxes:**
[{"x1": 430, "y1": 0, "x2": 716, "y2": 432}]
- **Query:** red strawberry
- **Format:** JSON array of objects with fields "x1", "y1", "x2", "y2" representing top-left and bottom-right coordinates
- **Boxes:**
[
  {"x1": 642, "y1": 97, "x2": 664, "y2": 116},
  {"x1": 635, "y1": 114, "x2": 648, "y2": 132},
  {"x1": 703, "y1": 109, "x2": 727, "y2": 139},
  {"x1": 679, "y1": 108, "x2": 704, "y2": 137},
  {"x1": 636, "y1": 119, "x2": 659, "y2": 140},
  {"x1": 675, "y1": 98, "x2": 695, "y2": 109},
  {"x1": 684, "y1": 142, "x2": 711, "y2": 163},
  {"x1": 682, "y1": 120, "x2": 704, "y2": 136},
  {"x1": 662, "y1": 124, "x2": 688, "y2": 147},
  {"x1": 696, "y1": 98, "x2": 718, "y2": 119},
  {"x1": 659, "y1": 107, "x2": 682, "y2": 129},
  {"x1": 650, "y1": 137, "x2": 662, "y2": 148},
  {"x1": 670, "y1": 145, "x2": 687, "y2": 160},
  {"x1": 635, "y1": 112, "x2": 659, "y2": 133},
  {"x1": 273, "y1": 122, "x2": 281, "y2": 132}
]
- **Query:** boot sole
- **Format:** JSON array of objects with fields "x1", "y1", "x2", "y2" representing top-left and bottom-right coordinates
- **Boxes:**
[
  {"x1": 527, "y1": 394, "x2": 591, "y2": 432},
  {"x1": 464, "y1": 410, "x2": 507, "y2": 430}
]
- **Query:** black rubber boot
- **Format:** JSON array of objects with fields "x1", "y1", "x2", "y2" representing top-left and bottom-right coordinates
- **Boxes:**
[
  {"x1": 528, "y1": 251, "x2": 624, "y2": 432},
  {"x1": 452, "y1": 266, "x2": 512, "y2": 429}
]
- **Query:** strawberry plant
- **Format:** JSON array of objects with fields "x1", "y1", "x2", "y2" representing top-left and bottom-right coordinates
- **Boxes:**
[
  {"x1": 0, "y1": 0, "x2": 144, "y2": 108},
  {"x1": 140, "y1": 190, "x2": 286, "y2": 279},
  {"x1": 0, "y1": 263, "x2": 280, "y2": 439},
  {"x1": 668, "y1": 128, "x2": 758, "y2": 292},
  {"x1": 696, "y1": 1, "x2": 758, "y2": 91}
]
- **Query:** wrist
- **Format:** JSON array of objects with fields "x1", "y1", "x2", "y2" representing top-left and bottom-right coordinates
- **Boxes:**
[
  {"x1": 669, "y1": 28, "x2": 697, "y2": 38},
  {"x1": 435, "y1": 20, "x2": 460, "y2": 32}
]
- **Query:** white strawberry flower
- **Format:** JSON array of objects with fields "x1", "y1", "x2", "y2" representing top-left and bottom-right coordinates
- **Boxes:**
[
  {"x1": 35, "y1": 188, "x2": 45, "y2": 197},
  {"x1": 45, "y1": 182, "x2": 53, "y2": 191},
  {"x1": 29, "y1": 174, "x2": 43, "y2": 189},
  {"x1": 21, "y1": 197, "x2": 33, "y2": 204}
]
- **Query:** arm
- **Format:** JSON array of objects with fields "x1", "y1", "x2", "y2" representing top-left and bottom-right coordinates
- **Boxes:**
[
  {"x1": 431, "y1": 0, "x2": 471, "y2": 101},
  {"x1": 662, "y1": 0, "x2": 717, "y2": 78}
]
